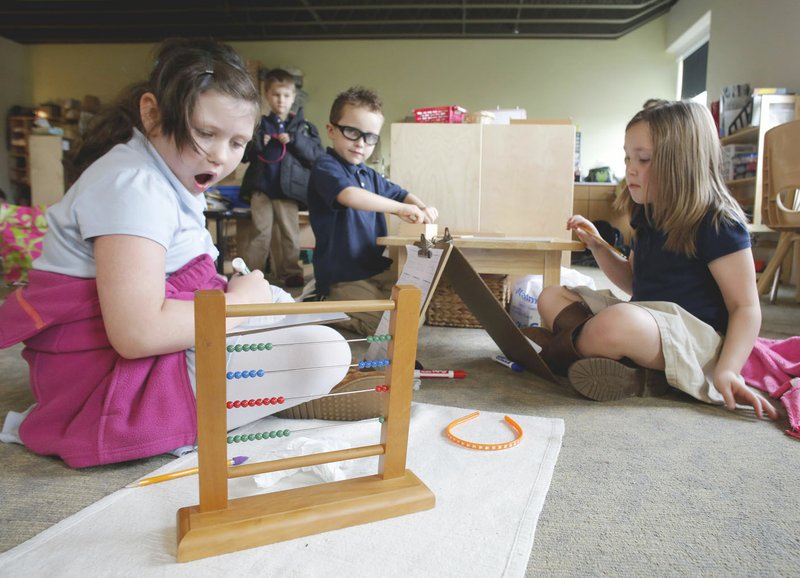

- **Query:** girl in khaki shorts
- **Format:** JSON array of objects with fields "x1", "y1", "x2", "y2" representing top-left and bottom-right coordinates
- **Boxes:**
[{"x1": 529, "y1": 101, "x2": 777, "y2": 420}]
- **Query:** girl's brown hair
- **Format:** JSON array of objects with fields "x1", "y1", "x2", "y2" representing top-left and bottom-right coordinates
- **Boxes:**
[
  {"x1": 615, "y1": 100, "x2": 747, "y2": 256},
  {"x1": 65, "y1": 38, "x2": 260, "y2": 184}
]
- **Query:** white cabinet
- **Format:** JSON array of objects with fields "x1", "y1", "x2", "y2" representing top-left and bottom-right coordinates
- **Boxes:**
[{"x1": 390, "y1": 123, "x2": 576, "y2": 240}]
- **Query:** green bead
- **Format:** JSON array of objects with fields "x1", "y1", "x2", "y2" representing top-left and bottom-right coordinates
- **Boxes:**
[
  {"x1": 266, "y1": 343, "x2": 273, "y2": 350},
  {"x1": 257, "y1": 343, "x2": 266, "y2": 351},
  {"x1": 276, "y1": 430, "x2": 284, "y2": 437},
  {"x1": 247, "y1": 434, "x2": 255, "y2": 441},
  {"x1": 269, "y1": 431, "x2": 276, "y2": 438},
  {"x1": 226, "y1": 345, "x2": 235, "y2": 352},
  {"x1": 227, "y1": 436, "x2": 234, "y2": 444},
  {"x1": 234, "y1": 344, "x2": 243, "y2": 352},
  {"x1": 254, "y1": 432, "x2": 262, "y2": 440},
  {"x1": 378, "y1": 416, "x2": 385, "y2": 423},
  {"x1": 283, "y1": 429, "x2": 290, "y2": 437}
]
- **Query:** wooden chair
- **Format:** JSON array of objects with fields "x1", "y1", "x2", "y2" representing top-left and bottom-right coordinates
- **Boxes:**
[{"x1": 756, "y1": 119, "x2": 800, "y2": 303}]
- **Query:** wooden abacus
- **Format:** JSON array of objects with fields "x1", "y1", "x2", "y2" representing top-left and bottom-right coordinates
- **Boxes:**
[{"x1": 176, "y1": 285, "x2": 435, "y2": 562}]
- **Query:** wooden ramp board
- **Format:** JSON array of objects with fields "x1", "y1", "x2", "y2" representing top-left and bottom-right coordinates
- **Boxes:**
[{"x1": 439, "y1": 243, "x2": 557, "y2": 384}]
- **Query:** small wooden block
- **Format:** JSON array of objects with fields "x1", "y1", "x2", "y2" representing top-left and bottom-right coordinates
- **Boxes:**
[{"x1": 396, "y1": 222, "x2": 438, "y2": 238}]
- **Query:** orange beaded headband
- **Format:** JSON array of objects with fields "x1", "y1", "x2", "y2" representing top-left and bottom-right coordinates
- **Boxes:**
[{"x1": 445, "y1": 411, "x2": 523, "y2": 451}]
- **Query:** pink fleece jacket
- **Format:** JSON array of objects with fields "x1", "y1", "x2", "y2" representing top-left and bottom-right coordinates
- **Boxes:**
[
  {"x1": 0, "y1": 254, "x2": 226, "y2": 467},
  {"x1": 742, "y1": 336, "x2": 800, "y2": 440}
]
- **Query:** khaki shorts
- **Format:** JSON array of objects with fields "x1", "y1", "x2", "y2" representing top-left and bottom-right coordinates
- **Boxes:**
[{"x1": 570, "y1": 286, "x2": 729, "y2": 405}]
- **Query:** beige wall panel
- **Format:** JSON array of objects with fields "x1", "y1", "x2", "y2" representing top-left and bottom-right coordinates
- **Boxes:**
[
  {"x1": 390, "y1": 124, "x2": 482, "y2": 232},
  {"x1": 479, "y1": 124, "x2": 575, "y2": 238}
]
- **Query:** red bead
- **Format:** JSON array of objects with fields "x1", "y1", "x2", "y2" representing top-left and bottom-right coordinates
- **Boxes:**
[
  {"x1": 277, "y1": 396, "x2": 285, "y2": 404},
  {"x1": 270, "y1": 397, "x2": 278, "y2": 405},
  {"x1": 248, "y1": 399, "x2": 256, "y2": 407},
  {"x1": 226, "y1": 401, "x2": 234, "y2": 409},
  {"x1": 233, "y1": 400, "x2": 241, "y2": 408},
  {"x1": 255, "y1": 398, "x2": 263, "y2": 406}
]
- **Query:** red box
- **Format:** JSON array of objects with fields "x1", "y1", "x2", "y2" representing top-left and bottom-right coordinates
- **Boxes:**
[{"x1": 413, "y1": 106, "x2": 467, "y2": 123}]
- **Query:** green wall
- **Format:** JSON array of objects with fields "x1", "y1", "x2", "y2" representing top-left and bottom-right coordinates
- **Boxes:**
[{"x1": 27, "y1": 16, "x2": 676, "y2": 180}]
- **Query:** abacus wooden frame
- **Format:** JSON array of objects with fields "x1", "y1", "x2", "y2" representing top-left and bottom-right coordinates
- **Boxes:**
[{"x1": 176, "y1": 285, "x2": 434, "y2": 562}]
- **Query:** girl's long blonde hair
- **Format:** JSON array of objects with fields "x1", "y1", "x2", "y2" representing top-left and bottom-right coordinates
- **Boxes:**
[{"x1": 614, "y1": 100, "x2": 747, "y2": 256}]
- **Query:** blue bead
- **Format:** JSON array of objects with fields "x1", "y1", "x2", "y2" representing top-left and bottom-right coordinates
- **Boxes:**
[
  {"x1": 233, "y1": 371, "x2": 241, "y2": 379},
  {"x1": 226, "y1": 372, "x2": 234, "y2": 379},
  {"x1": 248, "y1": 370, "x2": 257, "y2": 378},
  {"x1": 257, "y1": 369, "x2": 265, "y2": 377}
]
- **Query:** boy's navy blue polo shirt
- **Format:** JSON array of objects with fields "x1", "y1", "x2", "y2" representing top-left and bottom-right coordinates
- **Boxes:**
[
  {"x1": 308, "y1": 148, "x2": 409, "y2": 296},
  {"x1": 630, "y1": 207, "x2": 750, "y2": 334}
]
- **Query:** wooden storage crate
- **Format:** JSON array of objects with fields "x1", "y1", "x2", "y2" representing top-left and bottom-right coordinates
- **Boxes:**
[{"x1": 425, "y1": 274, "x2": 509, "y2": 328}]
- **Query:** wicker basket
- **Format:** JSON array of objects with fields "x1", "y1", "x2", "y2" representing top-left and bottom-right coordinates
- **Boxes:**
[{"x1": 425, "y1": 274, "x2": 509, "y2": 328}]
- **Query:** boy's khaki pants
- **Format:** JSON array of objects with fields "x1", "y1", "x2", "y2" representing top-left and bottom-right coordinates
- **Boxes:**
[
  {"x1": 237, "y1": 192, "x2": 303, "y2": 280},
  {"x1": 328, "y1": 269, "x2": 397, "y2": 336}
]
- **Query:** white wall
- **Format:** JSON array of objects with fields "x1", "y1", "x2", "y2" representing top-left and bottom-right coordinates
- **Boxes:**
[
  {"x1": 0, "y1": 37, "x2": 32, "y2": 201},
  {"x1": 668, "y1": 0, "x2": 800, "y2": 103}
]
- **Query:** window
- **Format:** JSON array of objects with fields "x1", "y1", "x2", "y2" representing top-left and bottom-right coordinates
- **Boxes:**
[{"x1": 681, "y1": 41, "x2": 708, "y2": 103}]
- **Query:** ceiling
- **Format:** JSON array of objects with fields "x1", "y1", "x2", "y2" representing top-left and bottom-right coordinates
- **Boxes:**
[{"x1": 1, "y1": 0, "x2": 678, "y2": 44}]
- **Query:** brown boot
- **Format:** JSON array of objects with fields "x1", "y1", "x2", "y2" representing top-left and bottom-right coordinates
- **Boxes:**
[
  {"x1": 568, "y1": 358, "x2": 670, "y2": 401},
  {"x1": 520, "y1": 301, "x2": 593, "y2": 376}
]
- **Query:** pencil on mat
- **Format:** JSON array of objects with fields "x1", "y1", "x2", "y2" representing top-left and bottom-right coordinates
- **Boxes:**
[
  {"x1": 125, "y1": 456, "x2": 249, "y2": 488},
  {"x1": 577, "y1": 223, "x2": 627, "y2": 258}
]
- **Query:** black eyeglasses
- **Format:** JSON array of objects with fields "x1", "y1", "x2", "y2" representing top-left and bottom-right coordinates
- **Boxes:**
[{"x1": 333, "y1": 124, "x2": 381, "y2": 146}]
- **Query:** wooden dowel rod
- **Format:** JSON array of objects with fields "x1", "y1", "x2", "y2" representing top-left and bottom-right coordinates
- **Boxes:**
[
  {"x1": 226, "y1": 299, "x2": 395, "y2": 318},
  {"x1": 227, "y1": 444, "x2": 386, "y2": 479}
]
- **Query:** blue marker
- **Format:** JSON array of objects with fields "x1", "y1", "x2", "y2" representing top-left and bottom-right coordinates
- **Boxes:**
[{"x1": 494, "y1": 355, "x2": 523, "y2": 372}]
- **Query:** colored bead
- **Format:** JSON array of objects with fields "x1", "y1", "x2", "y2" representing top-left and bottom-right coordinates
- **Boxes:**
[
  {"x1": 257, "y1": 343, "x2": 266, "y2": 351},
  {"x1": 227, "y1": 345, "x2": 235, "y2": 352},
  {"x1": 257, "y1": 369, "x2": 265, "y2": 377},
  {"x1": 233, "y1": 400, "x2": 240, "y2": 408},
  {"x1": 246, "y1": 370, "x2": 255, "y2": 378},
  {"x1": 269, "y1": 431, "x2": 276, "y2": 438},
  {"x1": 234, "y1": 344, "x2": 243, "y2": 352},
  {"x1": 283, "y1": 429, "x2": 290, "y2": 437},
  {"x1": 265, "y1": 343, "x2": 273, "y2": 350},
  {"x1": 255, "y1": 398, "x2": 263, "y2": 406},
  {"x1": 378, "y1": 416, "x2": 385, "y2": 423},
  {"x1": 227, "y1": 436, "x2": 234, "y2": 444},
  {"x1": 277, "y1": 396, "x2": 285, "y2": 404},
  {"x1": 226, "y1": 401, "x2": 234, "y2": 409},
  {"x1": 226, "y1": 372, "x2": 234, "y2": 379}
]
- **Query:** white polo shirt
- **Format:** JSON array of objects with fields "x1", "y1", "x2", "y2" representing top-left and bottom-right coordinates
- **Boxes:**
[{"x1": 35, "y1": 129, "x2": 217, "y2": 278}]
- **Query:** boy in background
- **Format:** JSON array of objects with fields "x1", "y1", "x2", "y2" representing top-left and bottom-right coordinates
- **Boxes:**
[
  {"x1": 239, "y1": 68, "x2": 324, "y2": 287},
  {"x1": 308, "y1": 86, "x2": 438, "y2": 335}
]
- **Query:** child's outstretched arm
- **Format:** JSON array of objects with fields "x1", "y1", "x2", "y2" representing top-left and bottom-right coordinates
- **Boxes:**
[
  {"x1": 336, "y1": 187, "x2": 434, "y2": 223},
  {"x1": 95, "y1": 235, "x2": 273, "y2": 359},
  {"x1": 567, "y1": 214, "x2": 633, "y2": 294},
  {"x1": 709, "y1": 249, "x2": 778, "y2": 419}
]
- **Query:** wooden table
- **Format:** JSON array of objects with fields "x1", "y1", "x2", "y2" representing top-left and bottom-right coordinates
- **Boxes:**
[{"x1": 377, "y1": 235, "x2": 584, "y2": 287}]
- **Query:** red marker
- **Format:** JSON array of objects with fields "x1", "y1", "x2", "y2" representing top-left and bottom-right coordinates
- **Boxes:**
[{"x1": 414, "y1": 370, "x2": 466, "y2": 379}]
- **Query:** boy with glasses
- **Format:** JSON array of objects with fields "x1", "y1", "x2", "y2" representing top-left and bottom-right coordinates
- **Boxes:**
[{"x1": 308, "y1": 86, "x2": 438, "y2": 335}]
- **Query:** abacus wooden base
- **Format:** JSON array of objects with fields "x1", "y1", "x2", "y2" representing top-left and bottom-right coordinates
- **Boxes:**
[{"x1": 176, "y1": 469, "x2": 435, "y2": 562}]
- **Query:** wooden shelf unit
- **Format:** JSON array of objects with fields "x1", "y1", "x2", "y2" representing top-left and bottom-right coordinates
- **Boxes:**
[{"x1": 720, "y1": 94, "x2": 798, "y2": 233}]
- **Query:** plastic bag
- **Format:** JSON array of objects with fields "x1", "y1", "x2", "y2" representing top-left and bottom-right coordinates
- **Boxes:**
[{"x1": 509, "y1": 267, "x2": 597, "y2": 328}]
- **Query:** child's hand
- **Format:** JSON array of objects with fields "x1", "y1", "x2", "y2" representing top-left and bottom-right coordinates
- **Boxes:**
[
  {"x1": 567, "y1": 215, "x2": 604, "y2": 251},
  {"x1": 713, "y1": 369, "x2": 779, "y2": 420},
  {"x1": 396, "y1": 204, "x2": 426, "y2": 224},
  {"x1": 262, "y1": 134, "x2": 271, "y2": 146},
  {"x1": 421, "y1": 206, "x2": 439, "y2": 223},
  {"x1": 275, "y1": 133, "x2": 290, "y2": 145},
  {"x1": 226, "y1": 270, "x2": 274, "y2": 306}
]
